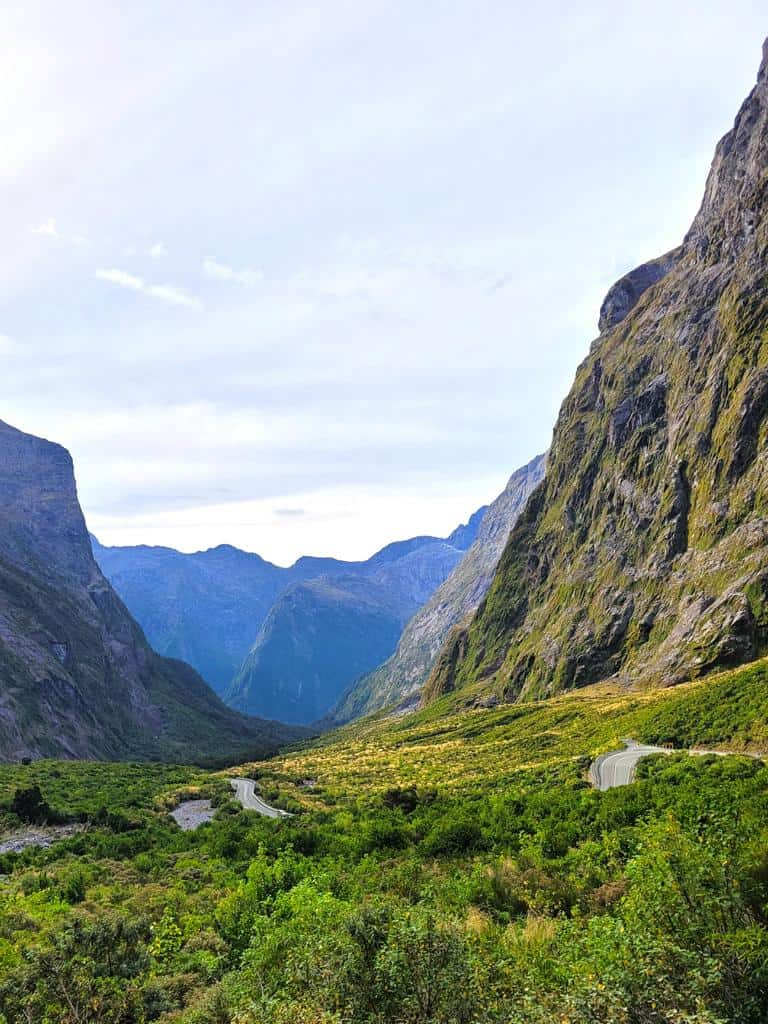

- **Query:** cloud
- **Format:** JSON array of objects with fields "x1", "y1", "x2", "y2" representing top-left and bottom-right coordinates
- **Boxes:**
[
  {"x1": 145, "y1": 284, "x2": 200, "y2": 308},
  {"x1": 95, "y1": 268, "x2": 200, "y2": 309},
  {"x1": 0, "y1": 333, "x2": 17, "y2": 355},
  {"x1": 149, "y1": 242, "x2": 167, "y2": 259},
  {"x1": 275, "y1": 507, "x2": 306, "y2": 517},
  {"x1": 96, "y1": 268, "x2": 143, "y2": 291},
  {"x1": 31, "y1": 218, "x2": 88, "y2": 246},
  {"x1": 203, "y1": 259, "x2": 263, "y2": 287},
  {"x1": 31, "y1": 217, "x2": 59, "y2": 238}
]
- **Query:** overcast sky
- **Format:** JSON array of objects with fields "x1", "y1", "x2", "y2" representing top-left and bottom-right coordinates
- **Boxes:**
[{"x1": 1, "y1": 3, "x2": 765, "y2": 564}]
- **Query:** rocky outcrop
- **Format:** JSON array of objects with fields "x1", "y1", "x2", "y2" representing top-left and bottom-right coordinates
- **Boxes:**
[
  {"x1": 598, "y1": 250, "x2": 681, "y2": 332},
  {"x1": 0, "y1": 420, "x2": 303, "y2": 762},
  {"x1": 428, "y1": 39, "x2": 768, "y2": 705},
  {"x1": 331, "y1": 453, "x2": 546, "y2": 723}
]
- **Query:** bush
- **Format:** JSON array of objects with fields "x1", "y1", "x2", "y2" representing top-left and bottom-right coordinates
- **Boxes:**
[
  {"x1": 9, "y1": 785, "x2": 53, "y2": 824},
  {"x1": 420, "y1": 814, "x2": 485, "y2": 856}
]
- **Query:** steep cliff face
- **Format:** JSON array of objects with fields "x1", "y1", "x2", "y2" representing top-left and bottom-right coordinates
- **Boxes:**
[
  {"x1": 0, "y1": 420, "x2": 302, "y2": 762},
  {"x1": 427, "y1": 41, "x2": 768, "y2": 705},
  {"x1": 332, "y1": 453, "x2": 546, "y2": 723}
]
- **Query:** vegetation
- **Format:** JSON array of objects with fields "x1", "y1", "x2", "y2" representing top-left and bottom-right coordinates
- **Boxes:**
[{"x1": 1, "y1": 658, "x2": 768, "y2": 1022}]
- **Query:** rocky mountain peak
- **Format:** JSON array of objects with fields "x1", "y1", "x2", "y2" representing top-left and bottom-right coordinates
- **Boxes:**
[
  {"x1": 0, "y1": 419, "x2": 96, "y2": 586},
  {"x1": 684, "y1": 37, "x2": 768, "y2": 264}
]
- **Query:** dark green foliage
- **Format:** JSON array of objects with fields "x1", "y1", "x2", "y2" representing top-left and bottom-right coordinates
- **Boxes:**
[
  {"x1": 0, "y1": 915, "x2": 151, "y2": 1024},
  {"x1": 1, "y1": 662, "x2": 768, "y2": 1021},
  {"x1": 9, "y1": 785, "x2": 53, "y2": 824}
]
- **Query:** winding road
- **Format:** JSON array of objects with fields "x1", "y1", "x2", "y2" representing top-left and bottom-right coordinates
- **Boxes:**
[
  {"x1": 590, "y1": 739, "x2": 764, "y2": 790},
  {"x1": 590, "y1": 740, "x2": 670, "y2": 790},
  {"x1": 229, "y1": 777, "x2": 291, "y2": 818}
]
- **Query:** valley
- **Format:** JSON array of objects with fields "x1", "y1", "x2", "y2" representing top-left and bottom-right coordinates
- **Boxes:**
[{"x1": 2, "y1": 24, "x2": 768, "y2": 1024}]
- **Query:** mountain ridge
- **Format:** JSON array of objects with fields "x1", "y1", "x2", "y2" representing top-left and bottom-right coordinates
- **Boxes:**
[
  {"x1": 93, "y1": 505, "x2": 487, "y2": 716},
  {"x1": 331, "y1": 452, "x2": 546, "y2": 723},
  {"x1": 224, "y1": 537, "x2": 477, "y2": 723}
]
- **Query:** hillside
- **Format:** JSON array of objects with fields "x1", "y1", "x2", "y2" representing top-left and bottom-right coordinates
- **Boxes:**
[
  {"x1": 333, "y1": 453, "x2": 546, "y2": 723},
  {"x1": 0, "y1": 420, "x2": 302, "y2": 763},
  {"x1": 427, "y1": 39, "x2": 768, "y2": 705},
  {"x1": 226, "y1": 539, "x2": 466, "y2": 723}
]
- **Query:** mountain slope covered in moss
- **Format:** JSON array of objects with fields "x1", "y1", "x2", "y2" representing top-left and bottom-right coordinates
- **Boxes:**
[{"x1": 428, "y1": 39, "x2": 768, "y2": 705}]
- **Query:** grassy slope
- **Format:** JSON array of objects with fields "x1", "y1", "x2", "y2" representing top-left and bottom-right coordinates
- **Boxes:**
[{"x1": 249, "y1": 655, "x2": 768, "y2": 805}]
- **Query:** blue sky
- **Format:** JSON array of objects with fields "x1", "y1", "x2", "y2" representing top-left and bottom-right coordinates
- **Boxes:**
[{"x1": 1, "y1": 2, "x2": 765, "y2": 564}]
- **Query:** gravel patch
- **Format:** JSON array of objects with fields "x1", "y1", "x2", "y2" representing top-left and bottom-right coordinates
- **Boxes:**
[
  {"x1": 0, "y1": 824, "x2": 84, "y2": 854},
  {"x1": 170, "y1": 799, "x2": 215, "y2": 830}
]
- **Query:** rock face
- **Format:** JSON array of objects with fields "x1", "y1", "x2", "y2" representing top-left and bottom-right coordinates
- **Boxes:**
[
  {"x1": 0, "y1": 420, "x2": 303, "y2": 762},
  {"x1": 426, "y1": 40, "x2": 768, "y2": 705},
  {"x1": 598, "y1": 249, "x2": 682, "y2": 332},
  {"x1": 225, "y1": 538, "x2": 474, "y2": 724},
  {"x1": 331, "y1": 453, "x2": 546, "y2": 723}
]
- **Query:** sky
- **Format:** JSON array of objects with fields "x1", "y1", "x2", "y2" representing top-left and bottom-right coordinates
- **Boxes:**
[{"x1": 1, "y1": 2, "x2": 766, "y2": 565}]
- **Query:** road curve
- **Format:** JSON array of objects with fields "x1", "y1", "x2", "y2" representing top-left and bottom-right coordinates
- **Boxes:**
[
  {"x1": 589, "y1": 740, "x2": 669, "y2": 790},
  {"x1": 229, "y1": 778, "x2": 291, "y2": 818},
  {"x1": 590, "y1": 740, "x2": 765, "y2": 790}
]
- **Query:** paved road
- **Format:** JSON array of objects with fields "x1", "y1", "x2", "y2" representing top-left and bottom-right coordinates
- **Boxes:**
[
  {"x1": 591, "y1": 740, "x2": 765, "y2": 791},
  {"x1": 230, "y1": 778, "x2": 291, "y2": 818},
  {"x1": 589, "y1": 740, "x2": 669, "y2": 790}
]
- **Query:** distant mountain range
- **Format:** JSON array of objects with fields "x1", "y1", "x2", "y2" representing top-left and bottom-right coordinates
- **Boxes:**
[
  {"x1": 0, "y1": 420, "x2": 302, "y2": 763},
  {"x1": 226, "y1": 534, "x2": 472, "y2": 723},
  {"x1": 93, "y1": 507, "x2": 487, "y2": 724}
]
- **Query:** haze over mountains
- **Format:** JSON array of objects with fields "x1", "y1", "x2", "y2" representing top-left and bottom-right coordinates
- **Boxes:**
[
  {"x1": 94, "y1": 511, "x2": 488, "y2": 724},
  {"x1": 0, "y1": 420, "x2": 302, "y2": 763}
]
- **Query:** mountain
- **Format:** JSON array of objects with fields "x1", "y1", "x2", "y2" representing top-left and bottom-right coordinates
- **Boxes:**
[
  {"x1": 0, "y1": 420, "x2": 302, "y2": 763},
  {"x1": 331, "y1": 453, "x2": 546, "y2": 723},
  {"x1": 225, "y1": 538, "x2": 473, "y2": 723},
  {"x1": 94, "y1": 514, "x2": 484, "y2": 700},
  {"x1": 91, "y1": 539, "x2": 293, "y2": 693},
  {"x1": 426, "y1": 40, "x2": 768, "y2": 705}
]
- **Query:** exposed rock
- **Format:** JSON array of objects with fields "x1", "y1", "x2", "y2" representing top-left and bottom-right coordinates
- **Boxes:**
[
  {"x1": 0, "y1": 823, "x2": 84, "y2": 855},
  {"x1": 598, "y1": 250, "x2": 681, "y2": 332},
  {"x1": 170, "y1": 799, "x2": 215, "y2": 831}
]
